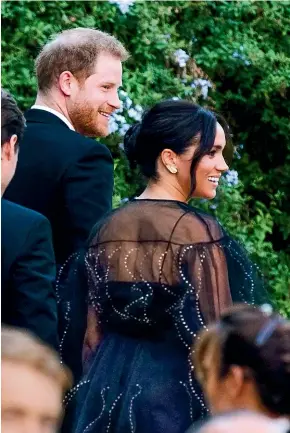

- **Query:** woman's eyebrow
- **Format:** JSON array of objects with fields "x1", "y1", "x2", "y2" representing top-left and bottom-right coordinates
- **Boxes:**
[{"x1": 212, "y1": 144, "x2": 224, "y2": 150}]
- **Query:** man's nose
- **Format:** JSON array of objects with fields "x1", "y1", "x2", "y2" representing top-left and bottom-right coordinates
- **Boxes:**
[{"x1": 109, "y1": 91, "x2": 121, "y2": 110}]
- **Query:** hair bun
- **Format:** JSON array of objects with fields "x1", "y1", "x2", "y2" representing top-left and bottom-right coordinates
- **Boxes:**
[{"x1": 123, "y1": 122, "x2": 141, "y2": 168}]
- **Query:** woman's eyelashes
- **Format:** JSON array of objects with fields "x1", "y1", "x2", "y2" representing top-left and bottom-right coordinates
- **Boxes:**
[{"x1": 208, "y1": 150, "x2": 217, "y2": 158}]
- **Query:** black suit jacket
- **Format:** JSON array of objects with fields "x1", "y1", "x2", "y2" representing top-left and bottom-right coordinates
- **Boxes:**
[
  {"x1": 1, "y1": 199, "x2": 58, "y2": 349},
  {"x1": 4, "y1": 109, "x2": 114, "y2": 265}
]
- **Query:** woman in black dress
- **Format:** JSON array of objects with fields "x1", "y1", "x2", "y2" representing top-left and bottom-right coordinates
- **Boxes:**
[{"x1": 68, "y1": 100, "x2": 266, "y2": 433}]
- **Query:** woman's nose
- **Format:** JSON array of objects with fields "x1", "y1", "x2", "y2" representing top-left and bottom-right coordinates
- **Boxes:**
[{"x1": 217, "y1": 155, "x2": 229, "y2": 172}]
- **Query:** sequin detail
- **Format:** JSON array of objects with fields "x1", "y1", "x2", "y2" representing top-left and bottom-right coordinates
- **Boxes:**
[
  {"x1": 129, "y1": 385, "x2": 142, "y2": 433},
  {"x1": 64, "y1": 379, "x2": 90, "y2": 407},
  {"x1": 82, "y1": 387, "x2": 108, "y2": 432}
]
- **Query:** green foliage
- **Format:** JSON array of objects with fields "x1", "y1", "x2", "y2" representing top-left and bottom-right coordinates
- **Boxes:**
[
  {"x1": 2, "y1": 0, "x2": 289, "y2": 315},
  {"x1": 196, "y1": 181, "x2": 290, "y2": 317}
]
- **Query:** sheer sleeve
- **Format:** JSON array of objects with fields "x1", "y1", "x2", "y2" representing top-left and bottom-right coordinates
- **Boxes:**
[
  {"x1": 182, "y1": 243, "x2": 232, "y2": 323},
  {"x1": 222, "y1": 236, "x2": 268, "y2": 305},
  {"x1": 182, "y1": 235, "x2": 268, "y2": 324}
]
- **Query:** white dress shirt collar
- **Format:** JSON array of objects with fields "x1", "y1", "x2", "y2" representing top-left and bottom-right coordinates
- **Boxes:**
[{"x1": 31, "y1": 105, "x2": 75, "y2": 131}]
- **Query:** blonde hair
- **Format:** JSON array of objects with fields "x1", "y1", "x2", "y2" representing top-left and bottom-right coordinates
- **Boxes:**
[
  {"x1": 2, "y1": 327, "x2": 72, "y2": 392},
  {"x1": 35, "y1": 27, "x2": 129, "y2": 92}
]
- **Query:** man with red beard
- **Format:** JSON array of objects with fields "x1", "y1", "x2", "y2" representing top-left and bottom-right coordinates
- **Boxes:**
[
  {"x1": 4, "y1": 29, "x2": 129, "y2": 418},
  {"x1": 5, "y1": 28, "x2": 128, "y2": 266}
]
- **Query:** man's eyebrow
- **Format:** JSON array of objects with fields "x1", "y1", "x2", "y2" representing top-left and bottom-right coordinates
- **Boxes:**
[
  {"x1": 99, "y1": 82, "x2": 115, "y2": 86},
  {"x1": 99, "y1": 82, "x2": 123, "y2": 88}
]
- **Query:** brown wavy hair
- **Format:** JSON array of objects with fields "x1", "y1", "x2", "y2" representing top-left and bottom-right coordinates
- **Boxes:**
[{"x1": 193, "y1": 304, "x2": 290, "y2": 416}]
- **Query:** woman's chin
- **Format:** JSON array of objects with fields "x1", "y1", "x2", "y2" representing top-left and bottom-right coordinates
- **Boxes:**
[
  {"x1": 191, "y1": 189, "x2": 217, "y2": 200},
  {"x1": 207, "y1": 190, "x2": 217, "y2": 199}
]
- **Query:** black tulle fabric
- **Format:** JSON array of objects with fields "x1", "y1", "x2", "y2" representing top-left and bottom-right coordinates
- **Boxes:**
[{"x1": 62, "y1": 199, "x2": 267, "y2": 433}]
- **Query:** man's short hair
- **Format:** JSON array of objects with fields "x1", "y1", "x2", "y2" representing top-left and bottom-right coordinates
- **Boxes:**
[
  {"x1": 1, "y1": 89, "x2": 26, "y2": 147},
  {"x1": 35, "y1": 27, "x2": 129, "y2": 93},
  {"x1": 2, "y1": 327, "x2": 72, "y2": 393}
]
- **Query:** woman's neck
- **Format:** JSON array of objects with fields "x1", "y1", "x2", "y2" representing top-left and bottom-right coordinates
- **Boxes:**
[
  {"x1": 137, "y1": 181, "x2": 188, "y2": 203},
  {"x1": 236, "y1": 390, "x2": 281, "y2": 420}
]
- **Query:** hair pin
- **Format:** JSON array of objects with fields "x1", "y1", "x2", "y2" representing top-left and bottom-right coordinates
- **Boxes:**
[{"x1": 255, "y1": 317, "x2": 282, "y2": 347}]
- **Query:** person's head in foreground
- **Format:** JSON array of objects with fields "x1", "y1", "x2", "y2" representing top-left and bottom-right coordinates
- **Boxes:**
[
  {"x1": 194, "y1": 410, "x2": 290, "y2": 433},
  {"x1": 1, "y1": 88, "x2": 26, "y2": 195},
  {"x1": 35, "y1": 27, "x2": 129, "y2": 137},
  {"x1": 124, "y1": 99, "x2": 231, "y2": 202},
  {"x1": 194, "y1": 304, "x2": 290, "y2": 419},
  {"x1": 1, "y1": 327, "x2": 72, "y2": 433}
]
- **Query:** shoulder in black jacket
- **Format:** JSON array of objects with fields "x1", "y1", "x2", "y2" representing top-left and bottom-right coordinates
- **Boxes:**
[
  {"x1": 1, "y1": 199, "x2": 58, "y2": 349},
  {"x1": 4, "y1": 109, "x2": 114, "y2": 264}
]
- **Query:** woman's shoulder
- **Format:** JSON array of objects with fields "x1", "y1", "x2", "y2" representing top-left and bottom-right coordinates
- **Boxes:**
[
  {"x1": 172, "y1": 202, "x2": 226, "y2": 244},
  {"x1": 89, "y1": 200, "x2": 149, "y2": 244},
  {"x1": 89, "y1": 199, "x2": 226, "y2": 246}
]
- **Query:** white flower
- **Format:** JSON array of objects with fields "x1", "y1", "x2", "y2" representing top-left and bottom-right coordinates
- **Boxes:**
[
  {"x1": 113, "y1": 114, "x2": 127, "y2": 124},
  {"x1": 108, "y1": 94, "x2": 143, "y2": 137},
  {"x1": 108, "y1": 0, "x2": 135, "y2": 14},
  {"x1": 119, "y1": 123, "x2": 130, "y2": 136},
  {"x1": 124, "y1": 96, "x2": 133, "y2": 109},
  {"x1": 174, "y1": 49, "x2": 189, "y2": 68},
  {"x1": 119, "y1": 89, "x2": 128, "y2": 97},
  {"x1": 225, "y1": 170, "x2": 239, "y2": 187},
  {"x1": 200, "y1": 86, "x2": 208, "y2": 99},
  {"x1": 192, "y1": 78, "x2": 212, "y2": 99},
  {"x1": 109, "y1": 117, "x2": 119, "y2": 134},
  {"x1": 127, "y1": 108, "x2": 142, "y2": 121},
  {"x1": 232, "y1": 50, "x2": 251, "y2": 66},
  {"x1": 135, "y1": 104, "x2": 143, "y2": 113}
]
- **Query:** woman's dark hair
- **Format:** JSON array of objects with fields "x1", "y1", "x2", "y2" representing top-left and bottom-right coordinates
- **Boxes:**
[
  {"x1": 1, "y1": 88, "x2": 26, "y2": 149},
  {"x1": 123, "y1": 100, "x2": 232, "y2": 194},
  {"x1": 194, "y1": 304, "x2": 290, "y2": 416}
]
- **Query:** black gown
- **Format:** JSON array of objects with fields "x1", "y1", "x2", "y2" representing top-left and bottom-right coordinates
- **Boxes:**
[{"x1": 62, "y1": 199, "x2": 266, "y2": 433}]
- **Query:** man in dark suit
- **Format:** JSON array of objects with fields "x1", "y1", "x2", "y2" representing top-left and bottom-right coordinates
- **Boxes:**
[
  {"x1": 1, "y1": 89, "x2": 58, "y2": 349},
  {"x1": 5, "y1": 28, "x2": 129, "y2": 266}
]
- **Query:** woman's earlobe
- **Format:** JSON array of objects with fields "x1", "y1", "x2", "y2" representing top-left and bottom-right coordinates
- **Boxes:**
[{"x1": 226, "y1": 365, "x2": 245, "y2": 399}]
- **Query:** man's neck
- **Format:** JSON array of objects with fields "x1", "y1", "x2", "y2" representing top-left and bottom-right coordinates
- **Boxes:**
[
  {"x1": 34, "y1": 93, "x2": 71, "y2": 123},
  {"x1": 34, "y1": 93, "x2": 75, "y2": 130}
]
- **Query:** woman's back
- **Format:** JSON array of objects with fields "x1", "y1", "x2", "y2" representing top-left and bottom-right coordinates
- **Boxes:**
[{"x1": 87, "y1": 199, "x2": 263, "y2": 339}]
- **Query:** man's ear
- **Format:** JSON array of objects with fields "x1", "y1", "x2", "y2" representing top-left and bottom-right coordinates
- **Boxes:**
[
  {"x1": 58, "y1": 71, "x2": 78, "y2": 96},
  {"x1": 10, "y1": 134, "x2": 18, "y2": 156},
  {"x1": 1, "y1": 134, "x2": 18, "y2": 161}
]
